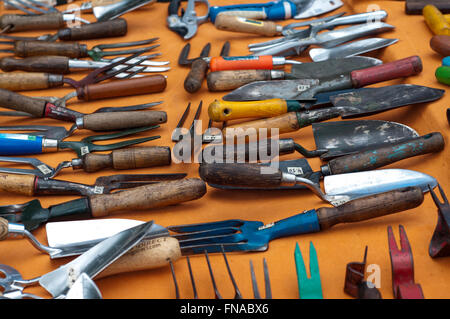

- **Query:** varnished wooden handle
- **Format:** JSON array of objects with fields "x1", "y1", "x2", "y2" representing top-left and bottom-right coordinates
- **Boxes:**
[
  {"x1": 14, "y1": 41, "x2": 88, "y2": 59},
  {"x1": 199, "y1": 162, "x2": 282, "y2": 187},
  {"x1": 0, "y1": 13, "x2": 64, "y2": 32},
  {"x1": 207, "y1": 70, "x2": 275, "y2": 91},
  {"x1": 215, "y1": 15, "x2": 282, "y2": 36},
  {"x1": 184, "y1": 59, "x2": 209, "y2": 93},
  {"x1": 0, "y1": 173, "x2": 36, "y2": 196},
  {"x1": 0, "y1": 56, "x2": 70, "y2": 74},
  {"x1": 0, "y1": 218, "x2": 9, "y2": 241},
  {"x1": 430, "y1": 35, "x2": 450, "y2": 56},
  {"x1": 89, "y1": 178, "x2": 206, "y2": 217},
  {"x1": 0, "y1": 88, "x2": 47, "y2": 116},
  {"x1": 82, "y1": 111, "x2": 167, "y2": 131},
  {"x1": 0, "y1": 72, "x2": 63, "y2": 91},
  {"x1": 56, "y1": 19, "x2": 128, "y2": 41},
  {"x1": 317, "y1": 187, "x2": 424, "y2": 230},
  {"x1": 82, "y1": 146, "x2": 171, "y2": 172},
  {"x1": 208, "y1": 98, "x2": 289, "y2": 121},
  {"x1": 98, "y1": 236, "x2": 181, "y2": 278},
  {"x1": 77, "y1": 75, "x2": 167, "y2": 101}
]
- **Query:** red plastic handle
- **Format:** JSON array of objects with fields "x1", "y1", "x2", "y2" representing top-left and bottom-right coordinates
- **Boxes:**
[
  {"x1": 351, "y1": 56, "x2": 423, "y2": 88},
  {"x1": 209, "y1": 56, "x2": 274, "y2": 71}
]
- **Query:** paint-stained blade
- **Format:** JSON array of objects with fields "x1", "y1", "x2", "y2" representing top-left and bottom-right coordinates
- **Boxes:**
[
  {"x1": 312, "y1": 120, "x2": 419, "y2": 160},
  {"x1": 293, "y1": 0, "x2": 344, "y2": 19},
  {"x1": 333, "y1": 85, "x2": 446, "y2": 118}
]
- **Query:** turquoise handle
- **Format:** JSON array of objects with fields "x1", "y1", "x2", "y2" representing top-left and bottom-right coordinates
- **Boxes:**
[{"x1": 0, "y1": 134, "x2": 44, "y2": 155}]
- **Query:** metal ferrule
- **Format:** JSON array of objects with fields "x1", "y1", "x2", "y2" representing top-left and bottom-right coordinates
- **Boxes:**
[
  {"x1": 7, "y1": 222, "x2": 26, "y2": 238},
  {"x1": 75, "y1": 117, "x2": 84, "y2": 129},
  {"x1": 320, "y1": 164, "x2": 331, "y2": 176},
  {"x1": 70, "y1": 158, "x2": 84, "y2": 170},
  {"x1": 47, "y1": 74, "x2": 64, "y2": 88},
  {"x1": 278, "y1": 138, "x2": 296, "y2": 155},
  {"x1": 280, "y1": 172, "x2": 297, "y2": 186},
  {"x1": 42, "y1": 138, "x2": 58, "y2": 153},
  {"x1": 271, "y1": 70, "x2": 285, "y2": 80},
  {"x1": 272, "y1": 57, "x2": 286, "y2": 67}
]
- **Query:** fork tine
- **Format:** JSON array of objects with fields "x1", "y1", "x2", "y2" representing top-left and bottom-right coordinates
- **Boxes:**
[
  {"x1": 3, "y1": 0, "x2": 37, "y2": 14},
  {"x1": 221, "y1": 245, "x2": 243, "y2": 299},
  {"x1": 87, "y1": 136, "x2": 160, "y2": 152},
  {"x1": 186, "y1": 256, "x2": 198, "y2": 299},
  {"x1": 429, "y1": 184, "x2": 449, "y2": 208},
  {"x1": 93, "y1": 38, "x2": 159, "y2": 51},
  {"x1": 83, "y1": 125, "x2": 160, "y2": 142},
  {"x1": 205, "y1": 250, "x2": 222, "y2": 299},
  {"x1": 249, "y1": 260, "x2": 261, "y2": 299},
  {"x1": 168, "y1": 259, "x2": 180, "y2": 299},
  {"x1": 263, "y1": 258, "x2": 272, "y2": 299}
]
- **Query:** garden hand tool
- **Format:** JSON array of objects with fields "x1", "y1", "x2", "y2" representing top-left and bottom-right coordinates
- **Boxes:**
[
  {"x1": 0, "y1": 172, "x2": 187, "y2": 196},
  {"x1": 166, "y1": 0, "x2": 209, "y2": 40},
  {"x1": 214, "y1": 15, "x2": 285, "y2": 37},
  {"x1": 387, "y1": 225, "x2": 424, "y2": 299},
  {"x1": 0, "y1": 125, "x2": 161, "y2": 156},
  {"x1": 423, "y1": 4, "x2": 450, "y2": 35},
  {"x1": 0, "y1": 177, "x2": 206, "y2": 231},
  {"x1": 62, "y1": 273, "x2": 102, "y2": 299},
  {"x1": 0, "y1": 220, "x2": 154, "y2": 298},
  {"x1": 209, "y1": 0, "x2": 343, "y2": 22},
  {"x1": 249, "y1": 258, "x2": 271, "y2": 299},
  {"x1": 294, "y1": 242, "x2": 322, "y2": 299},
  {"x1": 0, "y1": 18, "x2": 128, "y2": 41},
  {"x1": 3, "y1": 0, "x2": 125, "y2": 13},
  {"x1": 344, "y1": 246, "x2": 382, "y2": 299},
  {"x1": 428, "y1": 184, "x2": 450, "y2": 258},
  {"x1": 93, "y1": 0, "x2": 155, "y2": 21},
  {"x1": 406, "y1": 0, "x2": 450, "y2": 14},
  {"x1": 309, "y1": 38, "x2": 398, "y2": 62},
  {"x1": 223, "y1": 56, "x2": 423, "y2": 101},
  {"x1": 206, "y1": 56, "x2": 382, "y2": 91},
  {"x1": 179, "y1": 41, "x2": 230, "y2": 93}
]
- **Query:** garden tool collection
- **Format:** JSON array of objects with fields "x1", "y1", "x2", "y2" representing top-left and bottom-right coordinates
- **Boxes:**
[
  {"x1": 428, "y1": 184, "x2": 450, "y2": 258},
  {"x1": 294, "y1": 241, "x2": 322, "y2": 299},
  {"x1": 167, "y1": 0, "x2": 209, "y2": 40},
  {"x1": 388, "y1": 225, "x2": 424, "y2": 299}
]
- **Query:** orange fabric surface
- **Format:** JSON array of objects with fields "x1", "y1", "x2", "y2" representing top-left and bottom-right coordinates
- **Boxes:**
[{"x1": 0, "y1": 0, "x2": 449, "y2": 299}]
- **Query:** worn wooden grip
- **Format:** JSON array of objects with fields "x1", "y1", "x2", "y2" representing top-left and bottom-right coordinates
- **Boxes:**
[
  {"x1": 423, "y1": 5, "x2": 450, "y2": 35},
  {"x1": 406, "y1": 0, "x2": 450, "y2": 14},
  {"x1": 199, "y1": 162, "x2": 282, "y2": 187},
  {"x1": 92, "y1": 0, "x2": 125, "y2": 8},
  {"x1": 0, "y1": 72, "x2": 63, "y2": 91},
  {"x1": 209, "y1": 98, "x2": 287, "y2": 121},
  {"x1": 0, "y1": 56, "x2": 70, "y2": 74},
  {"x1": 56, "y1": 19, "x2": 128, "y2": 41},
  {"x1": 207, "y1": 70, "x2": 275, "y2": 91},
  {"x1": 14, "y1": 41, "x2": 88, "y2": 58},
  {"x1": 0, "y1": 13, "x2": 64, "y2": 32},
  {"x1": 430, "y1": 35, "x2": 450, "y2": 56},
  {"x1": 0, "y1": 173, "x2": 36, "y2": 196},
  {"x1": 215, "y1": 15, "x2": 282, "y2": 36},
  {"x1": 89, "y1": 178, "x2": 206, "y2": 217},
  {"x1": 0, "y1": 88, "x2": 47, "y2": 116},
  {"x1": 0, "y1": 218, "x2": 8, "y2": 241},
  {"x1": 210, "y1": 56, "x2": 274, "y2": 71},
  {"x1": 184, "y1": 59, "x2": 209, "y2": 93},
  {"x1": 77, "y1": 75, "x2": 166, "y2": 101},
  {"x1": 98, "y1": 236, "x2": 181, "y2": 278},
  {"x1": 325, "y1": 133, "x2": 445, "y2": 175},
  {"x1": 82, "y1": 111, "x2": 167, "y2": 131},
  {"x1": 351, "y1": 56, "x2": 422, "y2": 88},
  {"x1": 317, "y1": 187, "x2": 424, "y2": 230}
]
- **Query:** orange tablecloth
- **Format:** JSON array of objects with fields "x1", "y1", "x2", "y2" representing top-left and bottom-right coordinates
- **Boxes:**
[{"x1": 0, "y1": 0, "x2": 448, "y2": 299}]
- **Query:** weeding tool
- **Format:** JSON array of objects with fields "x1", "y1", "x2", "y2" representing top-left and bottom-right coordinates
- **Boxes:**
[
  {"x1": 0, "y1": 221, "x2": 154, "y2": 298},
  {"x1": 406, "y1": 0, "x2": 450, "y2": 14},
  {"x1": 166, "y1": 0, "x2": 209, "y2": 40},
  {"x1": 428, "y1": 184, "x2": 450, "y2": 258},
  {"x1": 294, "y1": 242, "x2": 322, "y2": 299},
  {"x1": 387, "y1": 225, "x2": 424, "y2": 299},
  {"x1": 249, "y1": 258, "x2": 271, "y2": 299},
  {"x1": 423, "y1": 4, "x2": 450, "y2": 35}
]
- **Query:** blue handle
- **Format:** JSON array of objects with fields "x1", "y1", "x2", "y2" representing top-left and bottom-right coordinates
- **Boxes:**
[
  {"x1": 442, "y1": 56, "x2": 450, "y2": 66},
  {"x1": 0, "y1": 134, "x2": 44, "y2": 155},
  {"x1": 209, "y1": 1, "x2": 297, "y2": 22}
]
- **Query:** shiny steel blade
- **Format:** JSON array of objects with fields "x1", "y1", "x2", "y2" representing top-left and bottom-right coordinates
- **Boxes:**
[
  {"x1": 293, "y1": 0, "x2": 343, "y2": 19},
  {"x1": 94, "y1": 0, "x2": 154, "y2": 21},
  {"x1": 63, "y1": 273, "x2": 102, "y2": 299}
]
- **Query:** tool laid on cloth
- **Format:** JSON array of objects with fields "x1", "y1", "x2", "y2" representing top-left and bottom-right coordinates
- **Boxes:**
[
  {"x1": 428, "y1": 184, "x2": 450, "y2": 258},
  {"x1": 206, "y1": 56, "x2": 382, "y2": 92},
  {"x1": 167, "y1": 0, "x2": 209, "y2": 40},
  {"x1": 406, "y1": 0, "x2": 450, "y2": 15},
  {"x1": 423, "y1": 5, "x2": 450, "y2": 36},
  {"x1": 93, "y1": 0, "x2": 156, "y2": 21},
  {"x1": 0, "y1": 177, "x2": 206, "y2": 231},
  {"x1": 0, "y1": 125, "x2": 161, "y2": 156},
  {"x1": 309, "y1": 38, "x2": 398, "y2": 62},
  {"x1": 249, "y1": 258, "x2": 271, "y2": 299},
  {"x1": 294, "y1": 242, "x2": 322, "y2": 299},
  {"x1": 0, "y1": 221, "x2": 154, "y2": 298},
  {"x1": 0, "y1": 18, "x2": 128, "y2": 41},
  {"x1": 430, "y1": 35, "x2": 450, "y2": 56},
  {"x1": 208, "y1": 0, "x2": 343, "y2": 22},
  {"x1": 387, "y1": 225, "x2": 425, "y2": 299},
  {"x1": 223, "y1": 56, "x2": 423, "y2": 101},
  {"x1": 214, "y1": 15, "x2": 285, "y2": 36},
  {"x1": 179, "y1": 41, "x2": 230, "y2": 93},
  {"x1": 344, "y1": 246, "x2": 382, "y2": 299}
]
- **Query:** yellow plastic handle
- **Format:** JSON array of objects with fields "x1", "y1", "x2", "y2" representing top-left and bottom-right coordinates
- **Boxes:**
[
  {"x1": 208, "y1": 99, "x2": 288, "y2": 122},
  {"x1": 423, "y1": 4, "x2": 450, "y2": 35}
]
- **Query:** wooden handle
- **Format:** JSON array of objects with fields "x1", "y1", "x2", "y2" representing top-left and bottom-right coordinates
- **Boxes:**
[
  {"x1": 82, "y1": 146, "x2": 171, "y2": 172},
  {"x1": 0, "y1": 88, "x2": 47, "y2": 116},
  {"x1": 324, "y1": 133, "x2": 445, "y2": 175},
  {"x1": 56, "y1": 19, "x2": 128, "y2": 41},
  {"x1": 77, "y1": 75, "x2": 167, "y2": 101},
  {"x1": 207, "y1": 70, "x2": 276, "y2": 91},
  {"x1": 406, "y1": 0, "x2": 450, "y2": 14},
  {"x1": 0, "y1": 72, "x2": 63, "y2": 91},
  {"x1": 199, "y1": 162, "x2": 282, "y2": 187},
  {"x1": 0, "y1": 56, "x2": 70, "y2": 74},
  {"x1": 317, "y1": 187, "x2": 424, "y2": 230},
  {"x1": 89, "y1": 178, "x2": 206, "y2": 217},
  {"x1": 0, "y1": 218, "x2": 8, "y2": 241},
  {"x1": 98, "y1": 236, "x2": 181, "y2": 278},
  {"x1": 351, "y1": 56, "x2": 422, "y2": 88},
  {"x1": 92, "y1": 0, "x2": 126, "y2": 8},
  {"x1": 214, "y1": 15, "x2": 282, "y2": 36},
  {"x1": 14, "y1": 41, "x2": 88, "y2": 59},
  {"x1": 208, "y1": 98, "x2": 288, "y2": 121},
  {"x1": 210, "y1": 56, "x2": 274, "y2": 71},
  {"x1": 0, "y1": 13, "x2": 64, "y2": 32},
  {"x1": 82, "y1": 111, "x2": 167, "y2": 131},
  {"x1": 0, "y1": 173, "x2": 36, "y2": 196},
  {"x1": 184, "y1": 59, "x2": 209, "y2": 93},
  {"x1": 423, "y1": 5, "x2": 450, "y2": 35},
  {"x1": 430, "y1": 35, "x2": 450, "y2": 55}
]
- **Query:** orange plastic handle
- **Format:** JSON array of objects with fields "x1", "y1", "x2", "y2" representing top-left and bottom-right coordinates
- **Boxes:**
[{"x1": 209, "y1": 56, "x2": 274, "y2": 71}]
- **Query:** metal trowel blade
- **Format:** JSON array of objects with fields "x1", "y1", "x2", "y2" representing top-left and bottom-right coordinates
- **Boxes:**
[{"x1": 293, "y1": 0, "x2": 344, "y2": 19}]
